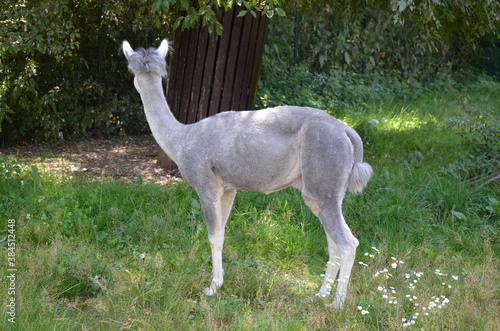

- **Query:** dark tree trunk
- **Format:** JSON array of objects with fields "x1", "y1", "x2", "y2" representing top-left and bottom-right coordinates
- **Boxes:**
[{"x1": 157, "y1": 6, "x2": 268, "y2": 170}]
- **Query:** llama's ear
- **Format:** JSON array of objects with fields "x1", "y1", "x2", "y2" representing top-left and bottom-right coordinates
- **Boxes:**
[
  {"x1": 122, "y1": 41, "x2": 135, "y2": 58},
  {"x1": 157, "y1": 39, "x2": 169, "y2": 59}
]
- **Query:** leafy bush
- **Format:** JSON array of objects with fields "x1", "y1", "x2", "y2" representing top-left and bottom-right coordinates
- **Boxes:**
[
  {"x1": 264, "y1": 2, "x2": 499, "y2": 78},
  {"x1": 0, "y1": 0, "x2": 166, "y2": 144},
  {"x1": 258, "y1": 2, "x2": 499, "y2": 114},
  {"x1": 257, "y1": 63, "x2": 455, "y2": 113}
]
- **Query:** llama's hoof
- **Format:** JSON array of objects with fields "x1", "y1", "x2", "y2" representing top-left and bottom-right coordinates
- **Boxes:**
[
  {"x1": 316, "y1": 287, "x2": 332, "y2": 298},
  {"x1": 203, "y1": 287, "x2": 217, "y2": 296},
  {"x1": 332, "y1": 297, "x2": 344, "y2": 309}
]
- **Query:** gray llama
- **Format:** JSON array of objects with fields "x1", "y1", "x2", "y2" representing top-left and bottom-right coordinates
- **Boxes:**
[{"x1": 122, "y1": 40, "x2": 372, "y2": 309}]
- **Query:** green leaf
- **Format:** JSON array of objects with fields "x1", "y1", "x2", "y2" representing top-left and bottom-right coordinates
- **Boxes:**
[
  {"x1": 180, "y1": 0, "x2": 190, "y2": 10},
  {"x1": 215, "y1": 23, "x2": 224, "y2": 36},
  {"x1": 451, "y1": 210, "x2": 467, "y2": 221},
  {"x1": 398, "y1": 0, "x2": 407, "y2": 12},
  {"x1": 10, "y1": 87, "x2": 21, "y2": 102},
  {"x1": 238, "y1": 10, "x2": 247, "y2": 17},
  {"x1": 151, "y1": 0, "x2": 161, "y2": 12},
  {"x1": 183, "y1": 14, "x2": 198, "y2": 30},
  {"x1": 319, "y1": 54, "x2": 327, "y2": 68},
  {"x1": 344, "y1": 51, "x2": 351, "y2": 65},
  {"x1": 81, "y1": 116, "x2": 94, "y2": 131},
  {"x1": 173, "y1": 17, "x2": 184, "y2": 30},
  {"x1": 275, "y1": 8, "x2": 286, "y2": 16},
  {"x1": 159, "y1": 0, "x2": 175, "y2": 12}
]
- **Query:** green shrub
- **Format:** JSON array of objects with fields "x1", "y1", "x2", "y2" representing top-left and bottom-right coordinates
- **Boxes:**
[{"x1": 0, "y1": 0, "x2": 166, "y2": 144}]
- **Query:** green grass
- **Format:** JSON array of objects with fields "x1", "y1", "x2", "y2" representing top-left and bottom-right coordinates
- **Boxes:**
[{"x1": 1, "y1": 80, "x2": 499, "y2": 330}]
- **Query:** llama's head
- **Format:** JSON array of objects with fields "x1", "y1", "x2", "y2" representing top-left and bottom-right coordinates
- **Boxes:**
[{"x1": 122, "y1": 40, "x2": 169, "y2": 78}]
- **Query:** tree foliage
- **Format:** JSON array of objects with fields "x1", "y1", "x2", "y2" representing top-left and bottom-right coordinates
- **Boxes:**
[
  {"x1": 0, "y1": 0, "x2": 498, "y2": 144},
  {"x1": 263, "y1": 0, "x2": 499, "y2": 80},
  {"x1": 151, "y1": 0, "x2": 285, "y2": 35},
  {"x1": 0, "y1": 0, "x2": 168, "y2": 143}
]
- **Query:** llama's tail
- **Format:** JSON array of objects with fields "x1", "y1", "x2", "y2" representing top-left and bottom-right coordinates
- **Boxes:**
[{"x1": 345, "y1": 127, "x2": 373, "y2": 194}]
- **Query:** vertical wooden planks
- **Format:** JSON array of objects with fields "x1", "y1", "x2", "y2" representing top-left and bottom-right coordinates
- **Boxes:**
[{"x1": 159, "y1": 6, "x2": 268, "y2": 169}]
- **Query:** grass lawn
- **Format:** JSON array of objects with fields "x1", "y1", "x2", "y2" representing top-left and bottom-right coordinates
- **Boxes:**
[{"x1": 1, "y1": 79, "x2": 499, "y2": 330}]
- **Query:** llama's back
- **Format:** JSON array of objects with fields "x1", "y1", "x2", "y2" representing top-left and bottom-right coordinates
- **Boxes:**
[
  {"x1": 181, "y1": 106, "x2": 333, "y2": 192},
  {"x1": 182, "y1": 105, "x2": 371, "y2": 194},
  {"x1": 200, "y1": 105, "x2": 339, "y2": 136}
]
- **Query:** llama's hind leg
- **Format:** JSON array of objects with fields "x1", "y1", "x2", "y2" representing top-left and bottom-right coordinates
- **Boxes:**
[
  {"x1": 333, "y1": 231, "x2": 358, "y2": 309},
  {"x1": 200, "y1": 189, "x2": 236, "y2": 296},
  {"x1": 317, "y1": 234, "x2": 341, "y2": 297},
  {"x1": 325, "y1": 205, "x2": 358, "y2": 309},
  {"x1": 303, "y1": 195, "x2": 358, "y2": 309}
]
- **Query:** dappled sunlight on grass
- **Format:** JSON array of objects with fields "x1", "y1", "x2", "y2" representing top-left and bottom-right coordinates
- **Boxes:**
[
  {"x1": 378, "y1": 113, "x2": 432, "y2": 131},
  {"x1": 343, "y1": 104, "x2": 438, "y2": 132}
]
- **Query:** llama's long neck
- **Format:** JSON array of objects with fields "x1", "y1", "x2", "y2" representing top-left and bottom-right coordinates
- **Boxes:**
[{"x1": 135, "y1": 74, "x2": 185, "y2": 163}]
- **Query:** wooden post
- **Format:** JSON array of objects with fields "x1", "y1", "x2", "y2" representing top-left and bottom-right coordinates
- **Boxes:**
[{"x1": 157, "y1": 6, "x2": 268, "y2": 169}]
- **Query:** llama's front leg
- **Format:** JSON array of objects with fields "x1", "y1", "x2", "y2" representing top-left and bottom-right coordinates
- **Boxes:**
[
  {"x1": 201, "y1": 190, "x2": 236, "y2": 296},
  {"x1": 318, "y1": 234, "x2": 341, "y2": 298},
  {"x1": 204, "y1": 232, "x2": 224, "y2": 296},
  {"x1": 201, "y1": 196, "x2": 224, "y2": 296}
]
